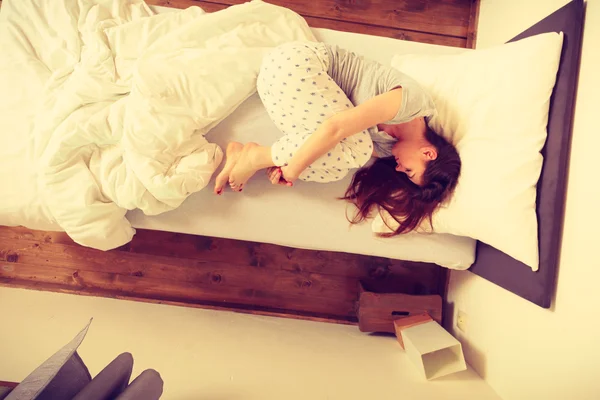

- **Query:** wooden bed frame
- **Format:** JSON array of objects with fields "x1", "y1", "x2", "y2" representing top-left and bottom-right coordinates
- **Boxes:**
[
  {"x1": 151, "y1": 0, "x2": 480, "y2": 47},
  {"x1": 0, "y1": 0, "x2": 480, "y2": 325}
]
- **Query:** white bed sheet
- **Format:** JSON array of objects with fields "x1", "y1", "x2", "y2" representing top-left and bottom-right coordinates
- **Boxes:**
[{"x1": 126, "y1": 5, "x2": 476, "y2": 270}]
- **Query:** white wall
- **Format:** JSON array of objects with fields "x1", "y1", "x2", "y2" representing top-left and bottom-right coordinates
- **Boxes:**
[
  {"x1": 0, "y1": 287, "x2": 499, "y2": 400},
  {"x1": 447, "y1": 1, "x2": 600, "y2": 400}
]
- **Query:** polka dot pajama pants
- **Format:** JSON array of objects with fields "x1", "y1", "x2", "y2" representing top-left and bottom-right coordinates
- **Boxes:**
[{"x1": 257, "y1": 41, "x2": 373, "y2": 183}]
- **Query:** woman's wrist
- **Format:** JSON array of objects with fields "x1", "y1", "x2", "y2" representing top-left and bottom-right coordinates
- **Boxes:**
[{"x1": 283, "y1": 161, "x2": 303, "y2": 180}]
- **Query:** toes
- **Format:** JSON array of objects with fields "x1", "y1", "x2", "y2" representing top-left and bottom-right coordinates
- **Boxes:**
[
  {"x1": 214, "y1": 181, "x2": 222, "y2": 195},
  {"x1": 214, "y1": 175, "x2": 226, "y2": 195},
  {"x1": 228, "y1": 179, "x2": 244, "y2": 192}
]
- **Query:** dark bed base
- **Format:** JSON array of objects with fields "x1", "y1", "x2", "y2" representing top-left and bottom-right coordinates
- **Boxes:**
[{"x1": 469, "y1": 0, "x2": 585, "y2": 308}]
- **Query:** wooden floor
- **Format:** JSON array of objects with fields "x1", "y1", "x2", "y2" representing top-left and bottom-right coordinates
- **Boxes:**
[{"x1": 0, "y1": 0, "x2": 478, "y2": 325}]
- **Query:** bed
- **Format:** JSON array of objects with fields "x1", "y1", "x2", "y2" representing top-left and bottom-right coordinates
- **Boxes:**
[
  {"x1": 0, "y1": 0, "x2": 584, "y2": 309},
  {"x1": 0, "y1": 0, "x2": 476, "y2": 271}
]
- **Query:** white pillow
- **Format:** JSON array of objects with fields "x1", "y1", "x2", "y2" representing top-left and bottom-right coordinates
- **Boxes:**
[{"x1": 373, "y1": 32, "x2": 564, "y2": 271}]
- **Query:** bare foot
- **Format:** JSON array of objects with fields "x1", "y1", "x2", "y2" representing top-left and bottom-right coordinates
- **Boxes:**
[
  {"x1": 228, "y1": 142, "x2": 261, "y2": 191},
  {"x1": 214, "y1": 142, "x2": 243, "y2": 195}
]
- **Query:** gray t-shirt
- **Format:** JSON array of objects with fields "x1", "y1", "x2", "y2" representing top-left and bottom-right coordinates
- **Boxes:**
[{"x1": 325, "y1": 44, "x2": 436, "y2": 157}]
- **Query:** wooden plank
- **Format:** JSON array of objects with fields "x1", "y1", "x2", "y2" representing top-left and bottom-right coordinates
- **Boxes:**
[
  {"x1": 0, "y1": 261, "x2": 357, "y2": 318},
  {"x1": 129, "y1": 230, "x2": 442, "y2": 295},
  {"x1": 174, "y1": 0, "x2": 470, "y2": 38},
  {"x1": 302, "y1": 13, "x2": 465, "y2": 48},
  {"x1": 440, "y1": 267, "x2": 450, "y2": 297},
  {"x1": 0, "y1": 278, "x2": 356, "y2": 325},
  {"x1": 0, "y1": 223, "x2": 443, "y2": 323},
  {"x1": 440, "y1": 266, "x2": 451, "y2": 328},
  {"x1": 466, "y1": 0, "x2": 480, "y2": 49},
  {"x1": 0, "y1": 226, "x2": 362, "y2": 325},
  {"x1": 0, "y1": 226, "x2": 77, "y2": 245},
  {"x1": 147, "y1": 0, "x2": 466, "y2": 47},
  {"x1": 147, "y1": 0, "x2": 212, "y2": 10},
  {"x1": 0, "y1": 225, "x2": 444, "y2": 321},
  {"x1": 0, "y1": 227, "x2": 442, "y2": 296},
  {"x1": 0, "y1": 237, "x2": 359, "y2": 304}
]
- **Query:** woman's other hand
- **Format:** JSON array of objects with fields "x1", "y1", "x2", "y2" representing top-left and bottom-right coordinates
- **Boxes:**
[{"x1": 266, "y1": 166, "x2": 295, "y2": 186}]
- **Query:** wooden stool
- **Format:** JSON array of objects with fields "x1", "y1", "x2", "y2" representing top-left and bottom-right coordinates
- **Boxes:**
[{"x1": 356, "y1": 283, "x2": 442, "y2": 333}]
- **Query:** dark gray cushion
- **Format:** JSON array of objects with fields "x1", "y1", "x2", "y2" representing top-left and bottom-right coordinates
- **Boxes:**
[
  {"x1": 72, "y1": 353, "x2": 134, "y2": 400},
  {"x1": 0, "y1": 387, "x2": 14, "y2": 400},
  {"x1": 36, "y1": 352, "x2": 91, "y2": 400},
  {"x1": 115, "y1": 370, "x2": 164, "y2": 400},
  {"x1": 6, "y1": 319, "x2": 93, "y2": 400}
]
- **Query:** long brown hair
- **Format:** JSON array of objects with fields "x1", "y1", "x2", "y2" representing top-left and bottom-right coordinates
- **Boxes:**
[{"x1": 341, "y1": 128, "x2": 460, "y2": 236}]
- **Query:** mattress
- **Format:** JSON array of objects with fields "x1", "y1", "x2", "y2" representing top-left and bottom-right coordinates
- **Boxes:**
[
  {"x1": 126, "y1": 5, "x2": 476, "y2": 270},
  {"x1": 0, "y1": 2, "x2": 476, "y2": 269}
]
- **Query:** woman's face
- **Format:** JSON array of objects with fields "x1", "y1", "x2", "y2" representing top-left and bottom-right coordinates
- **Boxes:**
[{"x1": 391, "y1": 140, "x2": 437, "y2": 186}]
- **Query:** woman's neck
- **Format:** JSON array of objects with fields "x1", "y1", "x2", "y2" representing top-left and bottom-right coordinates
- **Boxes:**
[{"x1": 379, "y1": 118, "x2": 427, "y2": 143}]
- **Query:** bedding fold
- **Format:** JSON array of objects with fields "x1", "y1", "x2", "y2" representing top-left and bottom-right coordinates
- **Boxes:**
[{"x1": 0, "y1": 0, "x2": 315, "y2": 249}]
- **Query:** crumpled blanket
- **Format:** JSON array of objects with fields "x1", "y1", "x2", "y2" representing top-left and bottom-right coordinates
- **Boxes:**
[{"x1": 0, "y1": 0, "x2": 315, "y2": 249}]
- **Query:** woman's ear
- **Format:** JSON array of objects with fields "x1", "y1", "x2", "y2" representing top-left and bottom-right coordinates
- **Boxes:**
[{"x1": 421, "y1": 146, "x2": 438, "y2": 161}]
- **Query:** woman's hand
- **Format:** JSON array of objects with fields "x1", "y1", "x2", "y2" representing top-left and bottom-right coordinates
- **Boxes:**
[{"x1": 266, "y1": 166, "x2": 296, "y2": 186}]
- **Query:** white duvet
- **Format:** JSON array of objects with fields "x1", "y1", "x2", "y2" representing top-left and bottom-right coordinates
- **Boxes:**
[{"x1": 0, "y1": 0, "x2": 315, "y2": 249}]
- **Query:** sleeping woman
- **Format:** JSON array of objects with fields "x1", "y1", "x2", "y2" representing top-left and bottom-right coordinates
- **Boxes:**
[{"x1": 213, "y1": 41, "x2": 461, "y2": 236}]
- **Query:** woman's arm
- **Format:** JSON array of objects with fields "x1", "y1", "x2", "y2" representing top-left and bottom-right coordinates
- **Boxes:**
[{"x1": 283, "y1": 88, "x2": 403, "y2": 180}]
